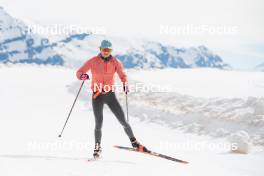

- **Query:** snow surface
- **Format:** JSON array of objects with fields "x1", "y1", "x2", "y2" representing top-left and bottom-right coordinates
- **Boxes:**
[
  {"x1": 229, "y1": 131, "x2": 250, "y2": 154},
  {"x1": 0, "y1": 64, "x2": 263, "y2": 176},
  {"x1": 128, "y1": 68, "x2": 264, "y2": 98}
]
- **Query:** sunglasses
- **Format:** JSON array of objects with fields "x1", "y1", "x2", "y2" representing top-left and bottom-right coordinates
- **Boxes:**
[{"x1": 101, "y1": 48, "x2": 112, "y2": 52}]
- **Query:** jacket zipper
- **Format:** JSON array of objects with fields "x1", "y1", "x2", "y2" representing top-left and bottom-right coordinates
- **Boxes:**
[
  {"x1": 103, "y1": 61, "x2": 107, "y2": 87},
  {"x1": 104, "y1": 62, "x2": 107, "y2": 73}
]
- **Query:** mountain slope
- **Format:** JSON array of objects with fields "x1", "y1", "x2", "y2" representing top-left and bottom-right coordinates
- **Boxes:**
[
  {"x1": 116, "y1": 43, "x2": 229, "y2": 69},
  {"x1": 0, "y1": 7, "x2": 64, "y2": 65},
  {"x1": 0, "y1": 7, "x2": 230, "y2": 69}
]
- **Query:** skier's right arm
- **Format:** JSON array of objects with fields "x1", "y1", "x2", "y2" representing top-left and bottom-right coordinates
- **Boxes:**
[{"x1": 76, "y1": 59, "x2": 92, "y2": 80}]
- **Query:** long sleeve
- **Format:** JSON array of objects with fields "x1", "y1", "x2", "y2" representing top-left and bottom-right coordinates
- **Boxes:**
[
  {"x1": 76, "y1": 59, "x2": 92, "y2": 80},
  {"x1": 115, "y1": 59, "x2": 128, "y2": 84}
]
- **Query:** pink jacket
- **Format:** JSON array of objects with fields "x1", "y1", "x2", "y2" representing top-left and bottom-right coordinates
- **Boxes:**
[{"x1": 76, "y1": 55, "x2": 128, "y2": 92}]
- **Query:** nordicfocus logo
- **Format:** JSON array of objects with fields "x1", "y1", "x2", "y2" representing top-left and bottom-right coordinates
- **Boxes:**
[
  {"x1": 159, "y1": 140, "x2": 239, "y2": 152},
  {"x1": 160, "y1": 24, "x2": 238, "y2": 36},
  {"x1": 24, "y1": 24, "x2": 107, "y2": 35},
  {"x1": 27, "y1": 140, "x2": 90, "y2": 151},
  {"x1": 91, "y1": 83, "x2": 172, "y2": 93}
]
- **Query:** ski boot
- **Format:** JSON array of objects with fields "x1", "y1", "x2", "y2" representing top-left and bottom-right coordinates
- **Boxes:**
[
  {"x1": 130, "y1": 137, "x2": 149, "y2": 152},
  {"x1": 93, "y1": 142, "x2": 102, "y2": 159}
]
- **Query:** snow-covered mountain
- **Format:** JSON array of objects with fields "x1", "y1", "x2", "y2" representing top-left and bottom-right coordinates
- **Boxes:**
[
  {"x1": 0, "y1": 7, "x2": 230, "y2": 69},
  {"x1": 116, "y1": 43, "x2": 229, "y2": 69},
  {"x1": 255, "y1": 63, "x2": 264, "y2": 71},
  {"x1": 0, "y1": 7, "x2": 64, "y2": 65}
]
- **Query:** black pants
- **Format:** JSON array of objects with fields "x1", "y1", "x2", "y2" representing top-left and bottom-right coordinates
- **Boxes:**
[{"x1": 92, "y1": 91, "x2": 135, "y2": 144}]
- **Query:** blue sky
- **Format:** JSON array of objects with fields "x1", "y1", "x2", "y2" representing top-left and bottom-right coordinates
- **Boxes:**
[{"x1": 1, "y1": 0, "x2": 263, "y2": 69}]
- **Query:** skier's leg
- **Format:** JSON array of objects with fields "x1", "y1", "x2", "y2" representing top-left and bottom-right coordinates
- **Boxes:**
[
  {"x1": 106, "y1": 92, "x2": 135, "y2": 139},
  {"x1": 92, "y1": 95, "x2": 104, "y2": 144}
]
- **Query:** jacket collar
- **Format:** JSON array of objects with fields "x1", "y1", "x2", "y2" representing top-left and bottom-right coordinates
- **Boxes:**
[{"x1": 98, "y1": 53, "x2": 113, "y2": 62}]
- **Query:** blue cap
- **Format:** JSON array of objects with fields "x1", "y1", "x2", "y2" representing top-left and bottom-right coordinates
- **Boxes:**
[{"x1": 100, "y1": 40, "x2": 112, "y2": 49}]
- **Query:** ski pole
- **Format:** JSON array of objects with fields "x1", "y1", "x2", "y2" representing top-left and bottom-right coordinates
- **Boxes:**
[
  {"x1": 58, "y1": 80, "x2": 85, "y2": 137},
  {"x1": 125, "y1": 92, "x2": 129, "y2": 122}
]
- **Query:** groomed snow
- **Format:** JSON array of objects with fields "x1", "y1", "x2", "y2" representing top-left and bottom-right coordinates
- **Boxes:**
[{"x1": 0, "y1": 64, "x2": 263, "y2": 176}]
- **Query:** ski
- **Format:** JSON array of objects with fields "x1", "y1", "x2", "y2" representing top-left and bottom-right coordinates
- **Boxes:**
[
  {"x1": 114, "y1": 145, "x2": 189, "y2": 164},
  {"x1": 87, "y1": 157, "x2": 102, "y2": 162},
  {"x1": 88, "y1": 158, "x2": 97, "y2": 162},
  {"x1": 87, "y1": 158, "x2": 97, "y2": 162}
]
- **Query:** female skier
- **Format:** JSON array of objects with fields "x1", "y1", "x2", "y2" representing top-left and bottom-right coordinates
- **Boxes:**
[{"x1": 76, "y1": 40, "x2": 148, "y2": 158}]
